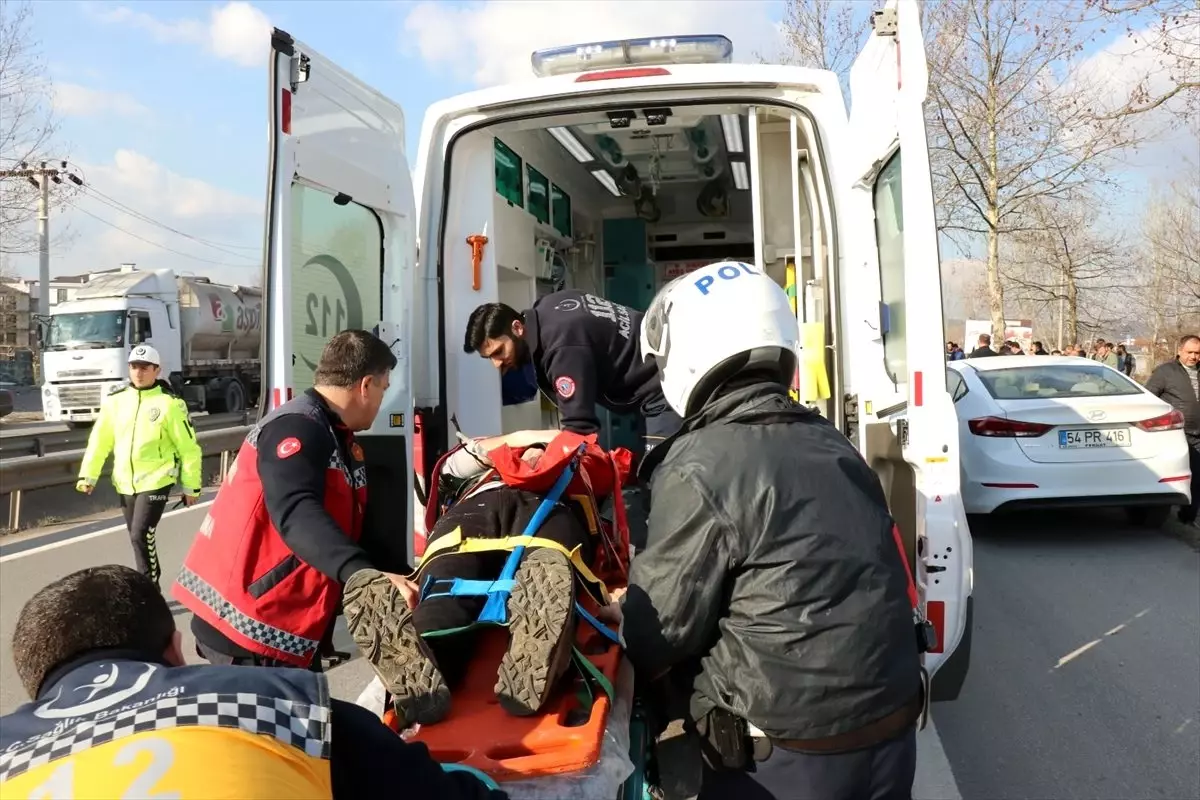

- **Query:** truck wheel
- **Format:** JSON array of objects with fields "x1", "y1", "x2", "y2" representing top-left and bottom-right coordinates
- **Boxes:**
[{"x1": 223, "y1": 380, "x2": 246, "y2": 414}]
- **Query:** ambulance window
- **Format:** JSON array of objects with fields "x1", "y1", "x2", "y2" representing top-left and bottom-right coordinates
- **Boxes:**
[
  {"x1": 495, "y1": 139, "x2": 524, "y2": 208},
  {"x1": 289, "y1": 183, "x2": 384, "y2": 390},
  {"x1": 528, "y1": 165, "x2": 550, "y2": 225},
  {"x1": 873, "y1": 152, "x2": 905, "y2": 384}
]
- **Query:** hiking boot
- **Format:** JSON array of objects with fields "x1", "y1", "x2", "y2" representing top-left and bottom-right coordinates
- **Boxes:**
[
  {"x1": 343, "y1": 569, "x2": 451, "y2": 727},
  {"x1": 495, "y1": 548, "x2": 577, "y2": 717}
]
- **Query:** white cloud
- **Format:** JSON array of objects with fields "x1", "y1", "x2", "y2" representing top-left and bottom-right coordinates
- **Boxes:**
[
  {"x1": 402, "y1": 0, "x2": 784, "y2": 87},
  {"x1": 52, "y1": 83, "x2": 152, "y2": 119},
  {"x1": 9, "y1": 150, "x2": 262, "y2": 285},
  {"x1": 89, "y1": 1, "x2": 272, "y2": 68},
  {"x1": 1070, "y1": 14, "x2": 1200, "y2": 181}
]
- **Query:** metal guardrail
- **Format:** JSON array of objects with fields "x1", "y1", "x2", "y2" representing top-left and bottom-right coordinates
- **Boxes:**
[
  {"x1": 0, "y1": 411, "x2": 254, "y2": 458},
  {"x1": 0, "y1": 426, "x2": 251, "y2": 530}
]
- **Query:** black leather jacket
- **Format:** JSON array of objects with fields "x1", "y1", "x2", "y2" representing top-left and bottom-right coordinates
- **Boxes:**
[{"x1": 622, "y1": 383, "x2": 921, "y2": 740}]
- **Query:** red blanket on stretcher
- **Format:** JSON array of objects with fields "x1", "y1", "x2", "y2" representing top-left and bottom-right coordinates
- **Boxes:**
[{"x1": 487, "y1": 431, "x2": 633, "y2": 500}]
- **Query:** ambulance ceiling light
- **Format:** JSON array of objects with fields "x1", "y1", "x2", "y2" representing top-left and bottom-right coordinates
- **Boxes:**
[
  {"x1": 548, "y1": 127, "x2": 594, "y2": 163},
  {"x1": 721, "y1": 114, "x2": 744, "y2": 154},
  {"x1": 591, "y1": 169, "x2": 623, "y2": 197},
  {"x1": 531, "y1": 35, "x2": 733, "y2": 78},
  {"x1": 730, "y1": 160, "x2": 749, "y2": 191}
]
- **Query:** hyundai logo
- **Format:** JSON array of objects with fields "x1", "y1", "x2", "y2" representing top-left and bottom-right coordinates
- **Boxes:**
[{"x1": 1087, "y1": 409, "x2": 1107, "y2": 422}]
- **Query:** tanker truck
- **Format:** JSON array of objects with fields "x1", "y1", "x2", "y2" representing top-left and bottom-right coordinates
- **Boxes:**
[{"x1": 40, "y1": 266, "x2": 261, "y2": 425}]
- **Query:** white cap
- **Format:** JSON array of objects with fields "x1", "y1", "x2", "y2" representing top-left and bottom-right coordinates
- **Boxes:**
[{"x1": 128, "y1": 345, "x2": 161, "y2": 366}]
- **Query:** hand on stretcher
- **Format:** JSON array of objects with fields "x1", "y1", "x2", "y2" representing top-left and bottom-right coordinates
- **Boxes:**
[{"x1": 595, "y1": 586, "x2": 626, "y2": 624}]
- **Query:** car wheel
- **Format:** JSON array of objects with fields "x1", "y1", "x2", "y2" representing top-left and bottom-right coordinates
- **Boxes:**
[{"x1": 1125, "y1": 505, "x2": 1170, "y2": 529}]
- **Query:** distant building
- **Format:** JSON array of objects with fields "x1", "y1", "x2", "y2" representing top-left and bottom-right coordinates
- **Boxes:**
[{"x1": 1, "y1": 263, "x2": 142, "y2": 362}]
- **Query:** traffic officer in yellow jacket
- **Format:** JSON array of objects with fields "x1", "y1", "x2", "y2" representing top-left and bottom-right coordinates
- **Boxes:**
[
  {"x1": 76, "y1": 344, "x2": 203, "y2": 586},
  {"x1": 0, "y1": 565, "x2": 508, "y2": 799}
]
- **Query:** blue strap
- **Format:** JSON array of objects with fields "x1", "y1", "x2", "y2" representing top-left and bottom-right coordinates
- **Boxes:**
[
  {"x1": 477, "y1": 444, "x2": 587, "y2": 624},
  {"x1": 441, "y1": 763, "x2": 500, "y2": 790},
  {"x1": 575, "y1": 600, "x2": 621, "y2": 645}
]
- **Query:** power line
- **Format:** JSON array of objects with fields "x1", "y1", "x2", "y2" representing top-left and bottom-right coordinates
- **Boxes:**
[
  {"x1": 71, "y1": 205, "x2": 260, "y2": 270},
  {"x1": 79, "y1": 183, "x2": 261, "y2": 255}
]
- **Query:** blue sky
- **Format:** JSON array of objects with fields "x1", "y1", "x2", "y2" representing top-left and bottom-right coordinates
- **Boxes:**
[{"x1": 5, "y1": 0, "x2": 1191, "y2": 285}]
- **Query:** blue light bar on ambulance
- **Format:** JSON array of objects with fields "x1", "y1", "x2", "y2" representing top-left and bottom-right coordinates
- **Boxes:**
[{"x1": 530, "y1": 35, "x2": 733, "y2": 79}]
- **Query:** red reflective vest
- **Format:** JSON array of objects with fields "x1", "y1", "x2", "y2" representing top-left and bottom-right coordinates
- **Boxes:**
[{"x1": 172, "y1": 391, "x2": 367, "y2": 666}]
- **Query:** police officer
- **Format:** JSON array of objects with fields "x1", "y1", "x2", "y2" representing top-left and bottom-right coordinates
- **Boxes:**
[
  {"x1": 0, "y1": 565, "x2": 506, "y2": 799},
  {"x1": 173, "y1": 330, "x2": 417, "y2": 671},
  {"x1": 612, "y1": 261, "x2": 924, "y2": 800},
  {"x1": 464, "y1": 290, "x2": 682, "y2": 454},
  {"x1": 77, "y1": 344, "x2": 202, "y2": 586}
]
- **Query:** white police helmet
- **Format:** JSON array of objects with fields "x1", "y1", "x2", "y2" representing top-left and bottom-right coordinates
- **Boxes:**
[
  {"x1": 640, "y1": 260, "x2": 798, "y2": 417},
  {"x1": 128, "y1": 344, "x2": 161, "y2": 366}
]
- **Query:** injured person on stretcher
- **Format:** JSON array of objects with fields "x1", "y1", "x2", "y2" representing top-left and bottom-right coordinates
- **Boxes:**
[{"x1": 342, "y1": 429, "x2": 630, "y2": 730}]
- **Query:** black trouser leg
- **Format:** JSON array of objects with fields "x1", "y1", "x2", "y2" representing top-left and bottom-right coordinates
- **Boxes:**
[
  {"x1": 698, "y1": 728, "x2": 918, "y2": 800},
  {"x1": 415, "y1": 487, "x2": 593, "y2": 684},
  {"x1": 1183, "y1": 436, "x2": 1200, "y2": 524},
  {"x1": 120, "y1": 490, "x2": 169, "y2": 584}
]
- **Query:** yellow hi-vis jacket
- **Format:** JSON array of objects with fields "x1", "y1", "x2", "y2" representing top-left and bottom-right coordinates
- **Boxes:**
[{"x1": 79, "y1": 381, "x2": 202, "y2": 496}]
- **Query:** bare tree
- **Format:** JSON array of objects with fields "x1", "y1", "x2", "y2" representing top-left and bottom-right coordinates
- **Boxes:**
[
  {"x1": 1003, "y1": 192, "x2": 1138, "y2": 347},
  {"x1": 1138, "y1": 165, "x2": 1200, "y2": 363},
  {"x1": 761, "y1": 0, "x2": 874, "y2": 92},
  {"x1": 1088, "y1": 0, "x2": 1200, "y2": 122},
  {"x1": 924, "y1": 0, "x2": 1147, "y2": 345},
  {"x1": 0, "y1": 0, "x2": 74, "y2": 256}
]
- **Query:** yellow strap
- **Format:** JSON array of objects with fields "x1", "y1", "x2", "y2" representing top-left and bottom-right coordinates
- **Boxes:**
[{"x1": 416, "y1": 526, "x2": 610, "y2": 604}]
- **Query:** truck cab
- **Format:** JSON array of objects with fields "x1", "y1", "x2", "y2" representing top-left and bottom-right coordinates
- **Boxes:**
[
  {"x1": 261, "y1": 0, "x2": 973, "y2": 700},
  {"x1": 41, "y1": 269, "x2": 179, "y2": 424},
  {"x1": 41, "y1": 267, "x2": 262, "y2": 423}
]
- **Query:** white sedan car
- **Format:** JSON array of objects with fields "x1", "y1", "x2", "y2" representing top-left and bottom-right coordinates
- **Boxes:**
[{"x1": 948, "y1": 355, "x2": 1191, "y2": 525}]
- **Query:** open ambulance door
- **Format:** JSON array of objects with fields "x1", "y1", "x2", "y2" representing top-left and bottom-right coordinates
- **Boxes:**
[
  {"x1": 844, "y1": 0, "x2": 973, "y2": 701},
  {"x1": 263, "y1": 30, "x2": 418, "y2": 569}
]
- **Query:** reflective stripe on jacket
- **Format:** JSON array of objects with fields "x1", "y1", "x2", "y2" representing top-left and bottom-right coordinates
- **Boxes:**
[
  {"x1": 172, "y1": 391, "x2": 368, "y2": 666},
  {"x1": 0, "y1": 656, "x2": 331, "y2": 798},
  {"x1": 79, "y1": 381, "x2": 202, "y2": 495}
]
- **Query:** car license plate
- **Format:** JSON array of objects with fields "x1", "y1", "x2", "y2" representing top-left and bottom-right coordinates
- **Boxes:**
[{"x1": 1059, "y1": 428, "x2": 1131, "y2": 449}]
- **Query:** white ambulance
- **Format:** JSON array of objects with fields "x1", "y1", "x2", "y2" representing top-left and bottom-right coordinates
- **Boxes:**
[{"x1": 261, "y1": 0, "x2": 973, "y2": 699}]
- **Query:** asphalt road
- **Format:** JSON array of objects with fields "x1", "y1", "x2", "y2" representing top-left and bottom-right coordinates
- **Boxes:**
[{"x1": 1, "y1": 506, "x2": 1197, "y2": 799}]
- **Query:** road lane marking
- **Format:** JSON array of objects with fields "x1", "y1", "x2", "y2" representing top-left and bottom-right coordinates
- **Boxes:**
[
  {"x1": 1052, "y1": 607, "x2": 1153, "y2": 670},
  {"x1": 0, "y1": 502, "x2": 212, "y2": 563},
  {"x1": 1054, "y1": 638, "x2": 1102, "y2": 669}
]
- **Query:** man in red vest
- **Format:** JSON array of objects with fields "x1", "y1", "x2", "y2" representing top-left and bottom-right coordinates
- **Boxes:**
[{"x1": 173, "y1": 330, "x2": 417, "y2": 670}]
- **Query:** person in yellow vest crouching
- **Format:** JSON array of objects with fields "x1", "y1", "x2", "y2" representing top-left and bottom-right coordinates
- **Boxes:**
[{"x1": 0, "y1": 565, "x2": 507, "y2": 800}]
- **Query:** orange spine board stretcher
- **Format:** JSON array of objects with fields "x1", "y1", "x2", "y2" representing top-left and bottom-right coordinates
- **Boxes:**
[
  {"x1": 384, "y1": 605, "x2": 623, "y2": 780},
  {"x1": 384, "y1": 434, "x2": 632, "y2": 781}
]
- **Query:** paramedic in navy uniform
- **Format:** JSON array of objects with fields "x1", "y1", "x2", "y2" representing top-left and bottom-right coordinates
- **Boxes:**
[{"x1": 464, "y1": 290, "x2": 682, "y2": 454}]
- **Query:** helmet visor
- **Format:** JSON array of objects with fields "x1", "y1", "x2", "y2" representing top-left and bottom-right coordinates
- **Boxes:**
[{"x1": 642, "y1": 274, "x2": 687, "y2": 362}]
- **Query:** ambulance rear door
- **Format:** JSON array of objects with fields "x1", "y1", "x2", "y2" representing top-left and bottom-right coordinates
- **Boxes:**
[
  {"x1": 263, "y1": 29, "x2": 418, "y2": 566},
  {"x1": 842, "y1": 0, "x2": 973, "y2": 698}
]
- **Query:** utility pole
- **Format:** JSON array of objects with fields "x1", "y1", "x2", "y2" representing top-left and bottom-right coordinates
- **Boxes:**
[{"x1": 0, "y1": 161, "x2": 84, "y2": 317}]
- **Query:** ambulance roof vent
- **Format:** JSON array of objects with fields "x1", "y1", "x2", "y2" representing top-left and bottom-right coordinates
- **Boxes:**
[{"x1": 531, "y1": 35, "x2": 733, "y2": 79}]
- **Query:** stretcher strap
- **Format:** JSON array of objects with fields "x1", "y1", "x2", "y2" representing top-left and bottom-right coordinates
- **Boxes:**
[
  {"x1": 417, "y1": 528, "x2": 611, "y2": 605},
  {"x1": 575, "y1": 601, "x2": 621, "y2": 646},
  {"x1": 571, "y1": 646, "x2": 614, "y2": 704}
]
